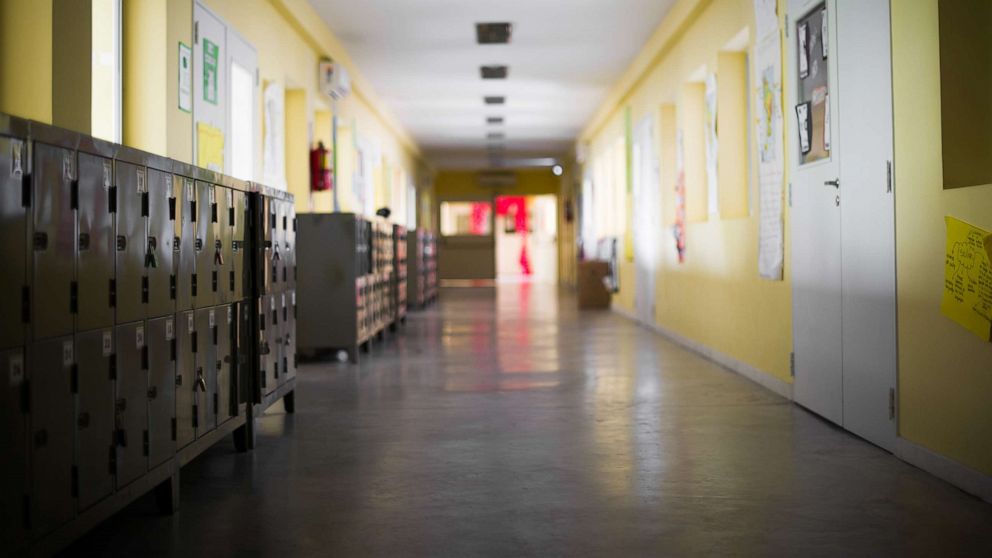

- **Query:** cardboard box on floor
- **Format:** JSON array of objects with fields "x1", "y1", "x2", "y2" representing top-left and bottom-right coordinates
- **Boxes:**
[{"x1": 577, "y1": 260, "x2": 611, "y2": 309}]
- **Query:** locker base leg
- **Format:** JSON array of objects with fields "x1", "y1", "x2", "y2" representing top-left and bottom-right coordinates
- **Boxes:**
[
  {"x1": 155, "y1": 470, "x2": 180, "y2": 515},
  {"x1": 350, "y1": 346, "x2": 360, "y2": 364},
  {"x1": 233, "y1": 406, "x2": 256, "y2": 452},
  {"x1": 283, "y1": 390, "x2": 296, "y2": 414}
]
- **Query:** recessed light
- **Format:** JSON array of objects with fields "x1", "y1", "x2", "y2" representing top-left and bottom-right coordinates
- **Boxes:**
[
  {"x1": 487, "y1": 116, "x2": 504, "y2": 125},
  {"x1": 552, "y1": 164, "x2": 563, "y2": 176},
  {"x1": 476, "y1": 22, "x2": 512, "y2": 44},
  {"x1": 480, "y1": 65, "x2": 508, "y2": 79},
  {"x1": 484, "y1": 96, "x2": 505, "y2": 105}
]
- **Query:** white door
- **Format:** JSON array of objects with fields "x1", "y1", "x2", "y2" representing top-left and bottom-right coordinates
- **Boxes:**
[
  {"x1": 836, "y1": 0, "x2": 896, "y2": 450},
  {"x1": 193, "y1": 3, "x2": 226, "y2": 171},
  {"x1": 788, "y1": 0, "x2": 896, "y2": 450},
  {"x1": 227, "y1": 30, "x2": 258, "y2": 181},
  {"x1": 632, "y1": 116, "x2": 660, "y2": 325}
]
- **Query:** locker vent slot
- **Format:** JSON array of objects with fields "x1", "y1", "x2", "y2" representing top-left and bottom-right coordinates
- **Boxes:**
[
  {"x1": 191, "y1": 273, "x2": 198, "y2": 297},
  {"x1": 20, "y1": 380, "x2": 30, "y2": 413},
  {"x1": 109, "y1": 353, "x2": 117, "y2": 380},
  {"x1": 141, "y1": 346, "x2": 149, "y2": 370},
  {"x1": 109, "y1": 278, "x2": 117, "y2": 307},
  {"x1": 212, "y1": 270, "x2": 218, "y2": 292},
  {"x1": 170, "y1": 274, "x2": 176, "y2": 299},
  {"x1": 142, "y1": 276, "x2": 149, "y2": 303},
  {"x1": 109, "y1": 445, "x2": 116, "y2": 474},
  {"x1": 171, "y1": 418, "x2": 177, "y2": 440},
  {"x1": 190, "y1": 200, "x2": 197, "y2": 220},
  {"x1": 109, "y1": 185, "x2": 117, "y2": 213},
  {"x1": 213, "y1": 393, "x2": 218, "y2": 415},
  {"x1": 211, "y1": 202, "x2": 218, "y2": 223},
  {"x1": 142, "y1": 430, "x2": 149, "y2": 456},
  {"x1": 170, "y1": 338, "x2": 177, "y2": 361},
  {"x1": 70, "y1": 364, "x2": 79, "y2": 393},
  {"x1": 168, "y1": 197, "x2": 176, "y2": 220},
  {"x1": 191, "y1": 331, "x2": 198, "y2": 353},
  {"x1": 192, "y1": 406, "x2": 198, "y2": 428}
]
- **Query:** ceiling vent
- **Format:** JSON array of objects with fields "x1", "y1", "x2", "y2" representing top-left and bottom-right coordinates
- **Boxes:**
[
  {"x1": 487, "y1": 132, "x2": 505, "y2": 140},
  {"x1": 486, "y1": 116, "x2": 504, "y2": 125},
  {"x1": 476, "y1": 22, "x2": 513, "y2": 44},
  {"x1": 484, "y1": 96, "x2": 505, "y2": 105},
  {"x1": 480, "y1": 65, "x2": 508, "y2": 79}
]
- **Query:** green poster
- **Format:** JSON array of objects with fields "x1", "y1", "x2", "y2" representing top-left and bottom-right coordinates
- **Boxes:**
[{"x1": 202, "y1": 38, "x2": 218, "y2": 105}]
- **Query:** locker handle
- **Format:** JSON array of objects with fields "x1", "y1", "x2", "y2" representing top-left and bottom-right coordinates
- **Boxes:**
[
  {"x1": 824, "y1": 178, "x2": 840, "y2": 189},
  {"x1": 77, "y1": 412, "x2": 90, "y2": 428},
  {"x1": 195, "y1": 372, "x2": 207, "y2": 392},
  {"x1": 79, "y1": 233, "x2": 91, "y2": 250},
  {"x1": 116, "y1": 235, "x2": 127, "y2": 251},
  {"x1": 147, "y1": 386, "x2": 158, "y2": 400}
]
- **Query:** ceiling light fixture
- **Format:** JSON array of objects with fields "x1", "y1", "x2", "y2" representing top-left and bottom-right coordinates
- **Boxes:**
[
  {"x1": 487, "y1": 132, "x2": 505, "y2": 140},
  {"x1": 476, "y1": 22, "x2": 513, "y2": 44},
  {"x1": 486, "y1": 116, "x2": 504, "y2": 125},
  {"x1": 484, "y1": 96, "x2": 505, "y2": 105},
  {"x1": 552, "y1": 164, "x2": 564, "y2": 176},
  {"x1": 480, "y1": 65, "x2": 508, "y2": 79}
]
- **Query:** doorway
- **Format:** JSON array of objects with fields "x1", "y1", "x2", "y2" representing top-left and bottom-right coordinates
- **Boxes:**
[
  {"x1": 632, "y1": 116, "x2": 661, "y2": 325},
  {"x1": 788, "y1": 0, "x2": 897, "y2": 450},
  {"x1": 495, "y1": 195, "x2": 558, "y2": 284}
]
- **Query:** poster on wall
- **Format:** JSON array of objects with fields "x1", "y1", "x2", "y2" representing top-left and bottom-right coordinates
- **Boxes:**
[
  {"x1": 704, "y1": 73, "x2": 719, "y2": 217},
  {"x1": 262, "y1": 81, "x2": 286, "y2": 190},
  {"x1": 755, "y1": 0, "x2": 785, "y2": 280},
  {"x1": 941, "y1": 216, "x2": 992, "y2": 342},
  {"x1": 673, "y1": 129, "x2": 687, "y2": 264},
  {"x1": 795, "y1": 102, "x2": 812, "y2": 154}
]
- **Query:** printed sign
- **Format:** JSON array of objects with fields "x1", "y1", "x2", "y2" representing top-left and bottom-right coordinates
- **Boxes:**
[
  {"x1": 103, "y1": 160, "x2": 112, "y2": 189},
  {"x1": 202, "y1": 38, "x2": 219, "y2": 105},
  {"x1": 137, "y1": 168, "x2": 146, "y2": 193},
  {"x1": 187, "y1": 312, "x2": 195, "y2": 333},
  {"x1": 209, "y1": 309, "x2": 216, "y2": 328},
  {"x1": 179, "y1": 42, "x2": 193, "y2": 113}
]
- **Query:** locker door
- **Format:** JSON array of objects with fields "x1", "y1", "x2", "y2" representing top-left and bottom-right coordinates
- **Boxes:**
[
  {"x1": 0, "y1": 348, "x2": 28, "y2": 549},
  {"x1": 257, "y1": 297, "x2": 271, "y2": 396},
  {"x1": 270, "y1": 293, "x2": 283, "y2": 388},
  {"x1": 195, "y1": 308, "x2": 217, "y2": 434},
  {"x1": 275, "y1": 200, "x2": 287, "y2": 288},
  {"x1": 75, "y1": 328, "x2": 115, "y2": 511},
  {"x1": 262, "y1": 197, "x2": 274, "y2": 295},
  {"x1": 285, "y1": 204, "x2": 296, "y2": 290},
  {"x1": 194, "y1": 181, "x2": 218, "y2": 308},
  {"x1": 114, "y1": 322, "x2": 147, "y2": 488},
  {"x1": 235, "y1": 301, "x2": 251, "y2": 406},
  {"x1": 231, "y1": 190, "x2": 246, "y2": 301},
  {"x1": 32, "y1": 144, "x2": 76, "y2": 340},
  {"x1": 76, "y1": 153, "x2": 116, "y2": 332},
  {"x1": 284, "y1": 291, "x2": 296, "y2": 381},
  {"x1": 0, "y1": 136, "x2": 28, "y2": 350},
  {"x1": 115, "y1": 162, "x2": 146, "y2": 324},
  {"x1": 175, "y1": 310, "x2": 196, "y2": 448},
  {"x1": 216, "y1": 305, "x2": 233, "y2": 425},
  {"x1": 146, "y1": 170, "x2": 176, "y2": 319},
  {"x1": 217, "y1": 187, "x2": 234, "y2": 304},
  {"x1": 30, "y1": 336, "x2": 75, "y2": 535},
  {"x1": 176, "y1": 177, "x2": 196, "y2": 311},
  {"x1": 147, "y1": 316, "x2": 176, "y2": 467}
]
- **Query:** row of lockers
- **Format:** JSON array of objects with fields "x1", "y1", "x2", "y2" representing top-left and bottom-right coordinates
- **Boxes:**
[{"x1": 408, "y1": 230, "x2": 438, "y2": 308}]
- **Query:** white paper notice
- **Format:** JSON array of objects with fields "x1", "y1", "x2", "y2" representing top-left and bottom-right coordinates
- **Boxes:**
[
  {"x1": 704, "y1": 73, "x2": 719, "y2": 217},
  {"x1": 754, "y1": 4, "x2": 785, "y2": 281},
  {"x1": 178, "y1": 43, "x2": 192, "y2": 113},
  {"x1": 262, "y1": 81, "x2": 287, "y2": 190}
]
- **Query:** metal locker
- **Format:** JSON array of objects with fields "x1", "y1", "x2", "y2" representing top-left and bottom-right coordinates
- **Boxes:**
[
  {"x1": 76, "y1": 152, "x2": 116, "y2": 332},
  {"x1": 74, "y1": 328, "x2": 115, "y2": 511},
  {"x1": 231, "y1": 190, "x2": 246, "y2": 301},
  {"x1": 235, "y1": 300, "x2": 250, "y2": 407},
  {"x1": 175, "y1": 176, "x2": 196, "y2": 312},
  {"x1": 0, "y1": 347, "x2": 28, "y2": 549},
  {"x1": 194, "y1": 181, "x2": 218, "y2": 308},
  {"x1": 115, "y1": 161, "x2": 146, "y2": 324},
  {"x1": 146, "y1": 169, "x2": 176, "y2": 319},
  {"x1": 114, "y1": 321, "x2": 147, "y2": 488},
  {"x1": 284, "y1": 290, "x2": 296, "y2": 381},
  {"x1": 215, "y1": 304, "x2": 234, "y2": 425},
  {"x1": 195, "y1": 307, "x2": 218, "y2": 435},
  {"x1": 30, "y1": 336, "x2": 75, "y2": 535},
  {"x1": 261, "y1": 196, "x2": 273, "y2": 295},
  {"x1": 257, "y1": 296, "x2": 272, "y2": 396},
  {"x1": 272, "y1": 199, "x2": 285, "y2": 290},
  {"x1": 217, "y1": 187, "x2": 234, "y2": 304},
  {"x1": 146, "y1": 315, "x2": 176, "y2": 467},
  {"x1": 175, "y1": 310, "x2": 196, "y2": 448},
  {"x1": 0, "y1": 134, "x2": 28, "y2": 350},
  {"x1": 32, "y1": 143, "x2": 75, "y2": 341},
  {"x1": 286, "y1": 204, "x2": 296, "y2": 290}
]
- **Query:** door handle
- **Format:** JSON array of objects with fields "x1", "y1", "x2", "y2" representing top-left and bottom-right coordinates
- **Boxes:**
[{"x1": 824, "y1": 179, "x2": 840, "y2": 189}]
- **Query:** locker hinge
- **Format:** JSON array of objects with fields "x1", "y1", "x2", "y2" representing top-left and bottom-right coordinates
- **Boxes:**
[
  {"x1": 109, "y1": 185, "x2": 118, "y2": 213},
  {"x1": 70, "y1": 179, "x2": 79, "y2": 210},
  {"x1": 141, "y1": 191, "x2": 149, "y2": 217},
  {"x1": 70, "y1": 364, "x2": 79, "y2": 393},
  {"x1": 192, "y1": 406, "x2": 198, "y2": 428},
  {"x1": 170, "y1": 417, "x2": 177, "y2": 441},
  {"x1": 21, "y1": 173, "x2": 31, "y2": 207},
  {"x1": 194, "y1": 21, "x2": 199, "y2": 44},
  {"x1": 109, "y1": 444, "x2": 117, "y2": 475},
  {"x1": 109, "y1": 353, "x2": 117, "y2": 380},
  {"x1": 142, "y1": 430, "x2": 150, "y2": 456},
  {"x1": 141, "y1": 345, "x2": 149, "y2": 370},
  {"x1": 109, "y1": 278, "x2": 117, "y2": 307},
  {"x1": 20, "y1": 379, "x2": 30, "y2": 413},
  {"x1": 888, "y1": 388, "x2": 896, "y2": 420},
  {"x1": 21, "y1": 285, "x2": 30, "y2": 323},
  {"x1": 71, "y1": 466, "x2": 79, "y2": 497},
  {"x1": 886, "y1": 160, "x2": 893, "y2": 193},
  {"x1": 70, "y1": 281, "x2": 78, "y2": 313},
  {"x1": 789, "y1": 352, "x2": 795, "y2": 377}
]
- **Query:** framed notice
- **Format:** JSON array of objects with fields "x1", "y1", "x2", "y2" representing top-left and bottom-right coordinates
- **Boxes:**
[{"x1": 178, "y1": 42, "x2": 192, "y2": 113}]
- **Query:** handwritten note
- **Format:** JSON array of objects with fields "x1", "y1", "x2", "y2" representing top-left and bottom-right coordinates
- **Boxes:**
[{"x1": 941, "y1": 216, "x2": 992, "y2": 342}]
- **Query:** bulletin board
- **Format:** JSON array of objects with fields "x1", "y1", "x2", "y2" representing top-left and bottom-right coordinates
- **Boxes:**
[{"x1": 795, "y1": 4, "x2": 830, "y2": 164}]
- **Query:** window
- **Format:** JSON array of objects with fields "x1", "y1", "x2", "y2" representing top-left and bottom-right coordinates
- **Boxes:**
[
  {"x1": 440, "y1": 201, "x2": 493, "y2": 236},
  {"x1": 229, "y1": 61, "x2": 254, "y2": 180}
]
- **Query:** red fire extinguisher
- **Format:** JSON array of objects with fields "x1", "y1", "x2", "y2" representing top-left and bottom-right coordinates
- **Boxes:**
[{"x1": 310, "y1": 141, "x2": 333, "y2": 192}]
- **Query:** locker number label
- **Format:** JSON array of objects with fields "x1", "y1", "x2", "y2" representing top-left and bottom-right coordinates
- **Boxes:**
[
  {"x1": 9, "y1": 354, "x2": 24, "y2": 386},
  {"x1": 62, "y1": 340, "x2": 73, "y2": 367},
  {"x1": 62, "y1": 153, "x2": 73, "y2": 182},
  {"x1": 187, "y1": 312, "x2": 195, "y2": 333},
  {"x1": 137, "y1": 168, "x2": 147, "y2": 193},
  {"x1": 270, "y1": 297, "x2": 276, "y2": 310},
  {"x1": 102, "y1": 160, "x2": 112, "y2": 189},
  {"x1": 102, "y1": 330, "x2": 113, "y2": 356},
  {"x1": 227, "y1": 306, "x2": 233, "y2": 324},
  {"x1": 186, "y1": 179, "x2": 195, "y2": 200},
  {"x1": 209, "y1": 309, "x2": 216, "y2": 328},
  {"x1": 10, "y1": 140, "x2": 23, "y2": 178},
  {"x1": 209, "y1": 188, "x2": 215, "y2": 204},
  {"x1": 136, "y1": 326, "x2": 145, "y2": 349},
  {"x1": 165, "y1": 318, "x2": 175, "y2": 341},
  {"x1": 292, "y1": 292, "x2": 296, "y2": 305}
]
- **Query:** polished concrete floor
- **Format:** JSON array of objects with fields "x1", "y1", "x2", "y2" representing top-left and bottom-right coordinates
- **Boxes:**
[{"x1": 67, "y1": 284, "x2": 992, "y2": 556}]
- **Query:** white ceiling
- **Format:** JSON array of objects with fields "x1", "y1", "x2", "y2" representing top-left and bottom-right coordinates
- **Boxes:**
[{"x1": 309, "y1": 0, "x2": 677, "y2": 169}]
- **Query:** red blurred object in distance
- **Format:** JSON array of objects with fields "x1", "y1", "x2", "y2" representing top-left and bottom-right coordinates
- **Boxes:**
[
  {"x1": 310, "y1": 141, "x2": 332, "y2": 191},
  {"x1": 496, "y1": 196, "x2": 532, "y2": 275}
]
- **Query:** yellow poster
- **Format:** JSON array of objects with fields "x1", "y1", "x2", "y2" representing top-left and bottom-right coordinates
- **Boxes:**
[
  {"x1": 941, "y1": 216, "x2": 992, "y2": 342},
  {"x1": 196, "y1": 122, "x2": 224, "y2": 172}
]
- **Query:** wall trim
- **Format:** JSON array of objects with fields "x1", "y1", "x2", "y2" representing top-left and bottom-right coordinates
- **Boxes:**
[
  {"x1": 610, "y1": 304, "x2": 793, "y2": 399},
  {"x1": 895, "y1": 438, "x2": 992, "y2": 504},
  {"x1": 610, "y1": 304, "x2": 992, "y2": 505}
]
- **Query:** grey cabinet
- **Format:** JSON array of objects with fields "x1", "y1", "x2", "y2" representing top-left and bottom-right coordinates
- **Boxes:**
[
  {"x1": 146, "y1": 169, "x2": 176, "y2": 319},
  {"x1": 115, "y1": 161, "x2": 146, "y2": 325},
  {"x1": 176, "y1": 177, "x2": 196, "y2": 312},
  {"x1": 194, "y1": 181, "x2": 218, "y2": 308}
]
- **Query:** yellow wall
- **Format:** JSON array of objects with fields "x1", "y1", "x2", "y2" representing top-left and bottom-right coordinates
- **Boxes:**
[
  {"x1": 580, "y1": 0, "x2": 792, "y2": 383},
  {"x1": 0, "y1": 0, "x2": 53, "y2": 123},
  {"x1": 435, "y1": 168, "x2": 561, "y2": 199},
  {"x1": 892, "y1": 0, "x2": 992, "y2": 475}
]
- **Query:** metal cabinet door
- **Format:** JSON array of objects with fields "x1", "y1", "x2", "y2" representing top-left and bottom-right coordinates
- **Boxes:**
[
  {"x1": 194, "y1": 181, "x2": 218, "y2": 308},
  {"x1": 195, "y1": 307, "x2": 217, "y2": 435},
  {"x1": 0, "y1": 347, "x2": 28, "y2": 548},
  {"x1": 284, "y1": 290, "x2": 296, "y2": 381},
  {"x1": 30, "y1": 336, "x2": 75, "y2": 535},
  {"x1": 217, "y1": 188, "x2": 234, "y2": 304},
  {"x1": 32, "y1": 144, "x2": 75, "y2": 340},
  {"x1": 231, "y1": 190, "x2": 246, "y2": 301},
  {"x1": 175, "y1": 310, "x2": 196, "y2": 448},
  {"x1": 147, "y1": 316, "x2": 176, "y2": 467},
  {"x1": 76, "y1": 153, "x2": 116, "y2": 332},
  {"x1": 146, "y1": 169, "x2": 176, "y2": 319},
  {"x1": 216, "y1": 305, "x2": 234, "y2": 425},
  {"x1": 115, "y1": 162, "x2": 146, "y2": 324},
  {"x1": 114, "y1": 321, "x2": 147, "y2": 488},
  {"x1": 0, "y1": 136, "x2": 28, "y2": 350},
  {"x1": 175, "y1": 177, "x2": 196, "y2": 312},
  {"x1": 75, "y1": 328, "x2": 115, "y2": 511}
]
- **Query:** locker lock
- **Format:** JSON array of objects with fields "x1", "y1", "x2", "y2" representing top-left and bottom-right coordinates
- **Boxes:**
[
  {"x1": 147, "y1": 386, "x2": 158, "y2": 399},
  {"x1": 145, "y1": 238, "x2": 159, "y2": 268},
  {"x1": 195, "y1": 371, "x2": 207, "y2": 392},
  {"x1": 116, "y1": 235, "x2": 127, "y2": 251},
  {"x1": 195, "y1": 238, "x2": 203, "y2": 251}
]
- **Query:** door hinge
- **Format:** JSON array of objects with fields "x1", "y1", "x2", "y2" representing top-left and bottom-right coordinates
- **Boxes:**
[
  {"x1": 171, "y1": 417, "x2": 177, "y2": 441},
  {"x1": 194, "y1": 21, "x2": 199, "y2": 44},
  {"x1": 71, "y1": 466, "x2": 79, "y2": 497},
  {"x1": 789, "y1": 352, "x2": 795, "y2": 377},
  {"x1": 788, "y1": 182, "x2": 793, "y2": 207},
  {"x1": 886, "y1": 160, "x2": 893, "y2": 193},
  {"x1": 888, "y1": 388, "x2": 896, "y2": 420}
]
